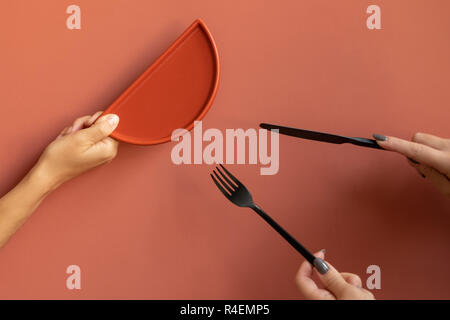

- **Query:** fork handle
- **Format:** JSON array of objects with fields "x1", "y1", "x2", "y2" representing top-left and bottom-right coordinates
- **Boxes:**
[{"x1": 251, "y1": 204, "x2": 316, "y2": 265}]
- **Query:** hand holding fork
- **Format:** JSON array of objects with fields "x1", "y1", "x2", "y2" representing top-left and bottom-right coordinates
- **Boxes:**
[{"x1": 210, "y1": 164, "x2": 375, "y2": 300}]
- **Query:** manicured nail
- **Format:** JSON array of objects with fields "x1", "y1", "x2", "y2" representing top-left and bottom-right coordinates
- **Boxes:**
[
  {"x1": 321, "y1": 249, "x2": 326, "y2": 254},
  {"x1": 373, "y1": 134, "x2": 387, "y2": 141},
  {"x1": 106, "y1": 114, "x2": 119, "y2": 126},
  {"x1": 407, "y1": 157, "x2": 420, "y2": 165},
  {"x1": 313, "y1": 258, "x2": 329, "y2": 275}
]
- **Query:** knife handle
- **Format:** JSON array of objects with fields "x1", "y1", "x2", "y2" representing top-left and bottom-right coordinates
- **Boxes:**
[{"x1": 346, "y1": 137, "x2": 383, "y2": 150}]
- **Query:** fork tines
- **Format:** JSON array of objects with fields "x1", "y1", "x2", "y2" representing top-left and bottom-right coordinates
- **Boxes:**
[{"x1": 210, "y1": 164, "x2": 239, "y2": 198}]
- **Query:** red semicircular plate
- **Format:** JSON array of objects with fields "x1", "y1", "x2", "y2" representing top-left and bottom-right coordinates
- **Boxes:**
[{"x1": 103, "y1": 19, "x2": 220, "y2": 145}]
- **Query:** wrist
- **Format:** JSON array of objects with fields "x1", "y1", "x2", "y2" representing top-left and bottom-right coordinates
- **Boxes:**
[{"x1": 26, "y1": 162, "x2": 62, "y2": 197}]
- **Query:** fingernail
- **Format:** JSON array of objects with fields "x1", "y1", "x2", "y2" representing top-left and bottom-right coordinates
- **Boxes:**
[
  {"x1": 373, "y1": 134, "x2": 387, "y2": 141},
  {"x1": 106, "y1": 114, "x2": 119, "y2": 126},
  {"x1": 407, "y1": 157, "x2": 420, "y2": 165},
  {"x1": 321, "y1": 249, "x2": 326, "y2": 254},
  {"x1": 357, "y1": 285, "x2": 362, "y2": 289},
  {"x1": 313, "y1": 258, "x2": 329, "y2": 275}
]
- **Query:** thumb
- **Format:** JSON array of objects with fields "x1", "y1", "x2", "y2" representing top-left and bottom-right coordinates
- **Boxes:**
[
  {"x1": 80, "y1": 114, "x2": 119, "y2": 144},
  {"x1": 313, "y1": 258, "x2": 351, "y2": 299}
]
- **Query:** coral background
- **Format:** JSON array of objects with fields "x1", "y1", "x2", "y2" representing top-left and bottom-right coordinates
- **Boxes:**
[{"x1": 0, "y1": 0, "x2": 449, "y2": 299}]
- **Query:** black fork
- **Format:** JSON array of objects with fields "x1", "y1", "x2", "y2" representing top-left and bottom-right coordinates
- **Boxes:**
[{"x1": 210, "y1": 164, "x2": 323, "y2": 270}]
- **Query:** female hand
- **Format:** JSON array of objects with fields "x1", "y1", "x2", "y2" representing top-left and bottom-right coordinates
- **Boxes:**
[
  {"x1": 373, "y1": 133, "x2": 450, "y2": 197},
  {"x1": 33, "y1": 111, "x2": 120, "y2": 191},
  {"x1": 295, "y1": 250, "x2": 375, "y2": 300}
]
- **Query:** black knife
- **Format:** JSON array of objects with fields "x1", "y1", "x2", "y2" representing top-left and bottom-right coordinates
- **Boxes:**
[{"x1": 260, "y1": 123, "x2": 383, "y2": 150}]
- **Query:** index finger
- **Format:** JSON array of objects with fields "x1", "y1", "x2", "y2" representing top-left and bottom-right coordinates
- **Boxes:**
[
  {"x1": 66, "y1": 115, "x2": 92, "y2": 134},
  {"x1": 295, "y1": 251, "x2": 335, "y2": 300},
  {"x1": 84, "y1": 111, "x2": 104, "y2": 128},
  {"x1": 375, "y1": 135, "x2": 448, "y2": 174}
]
